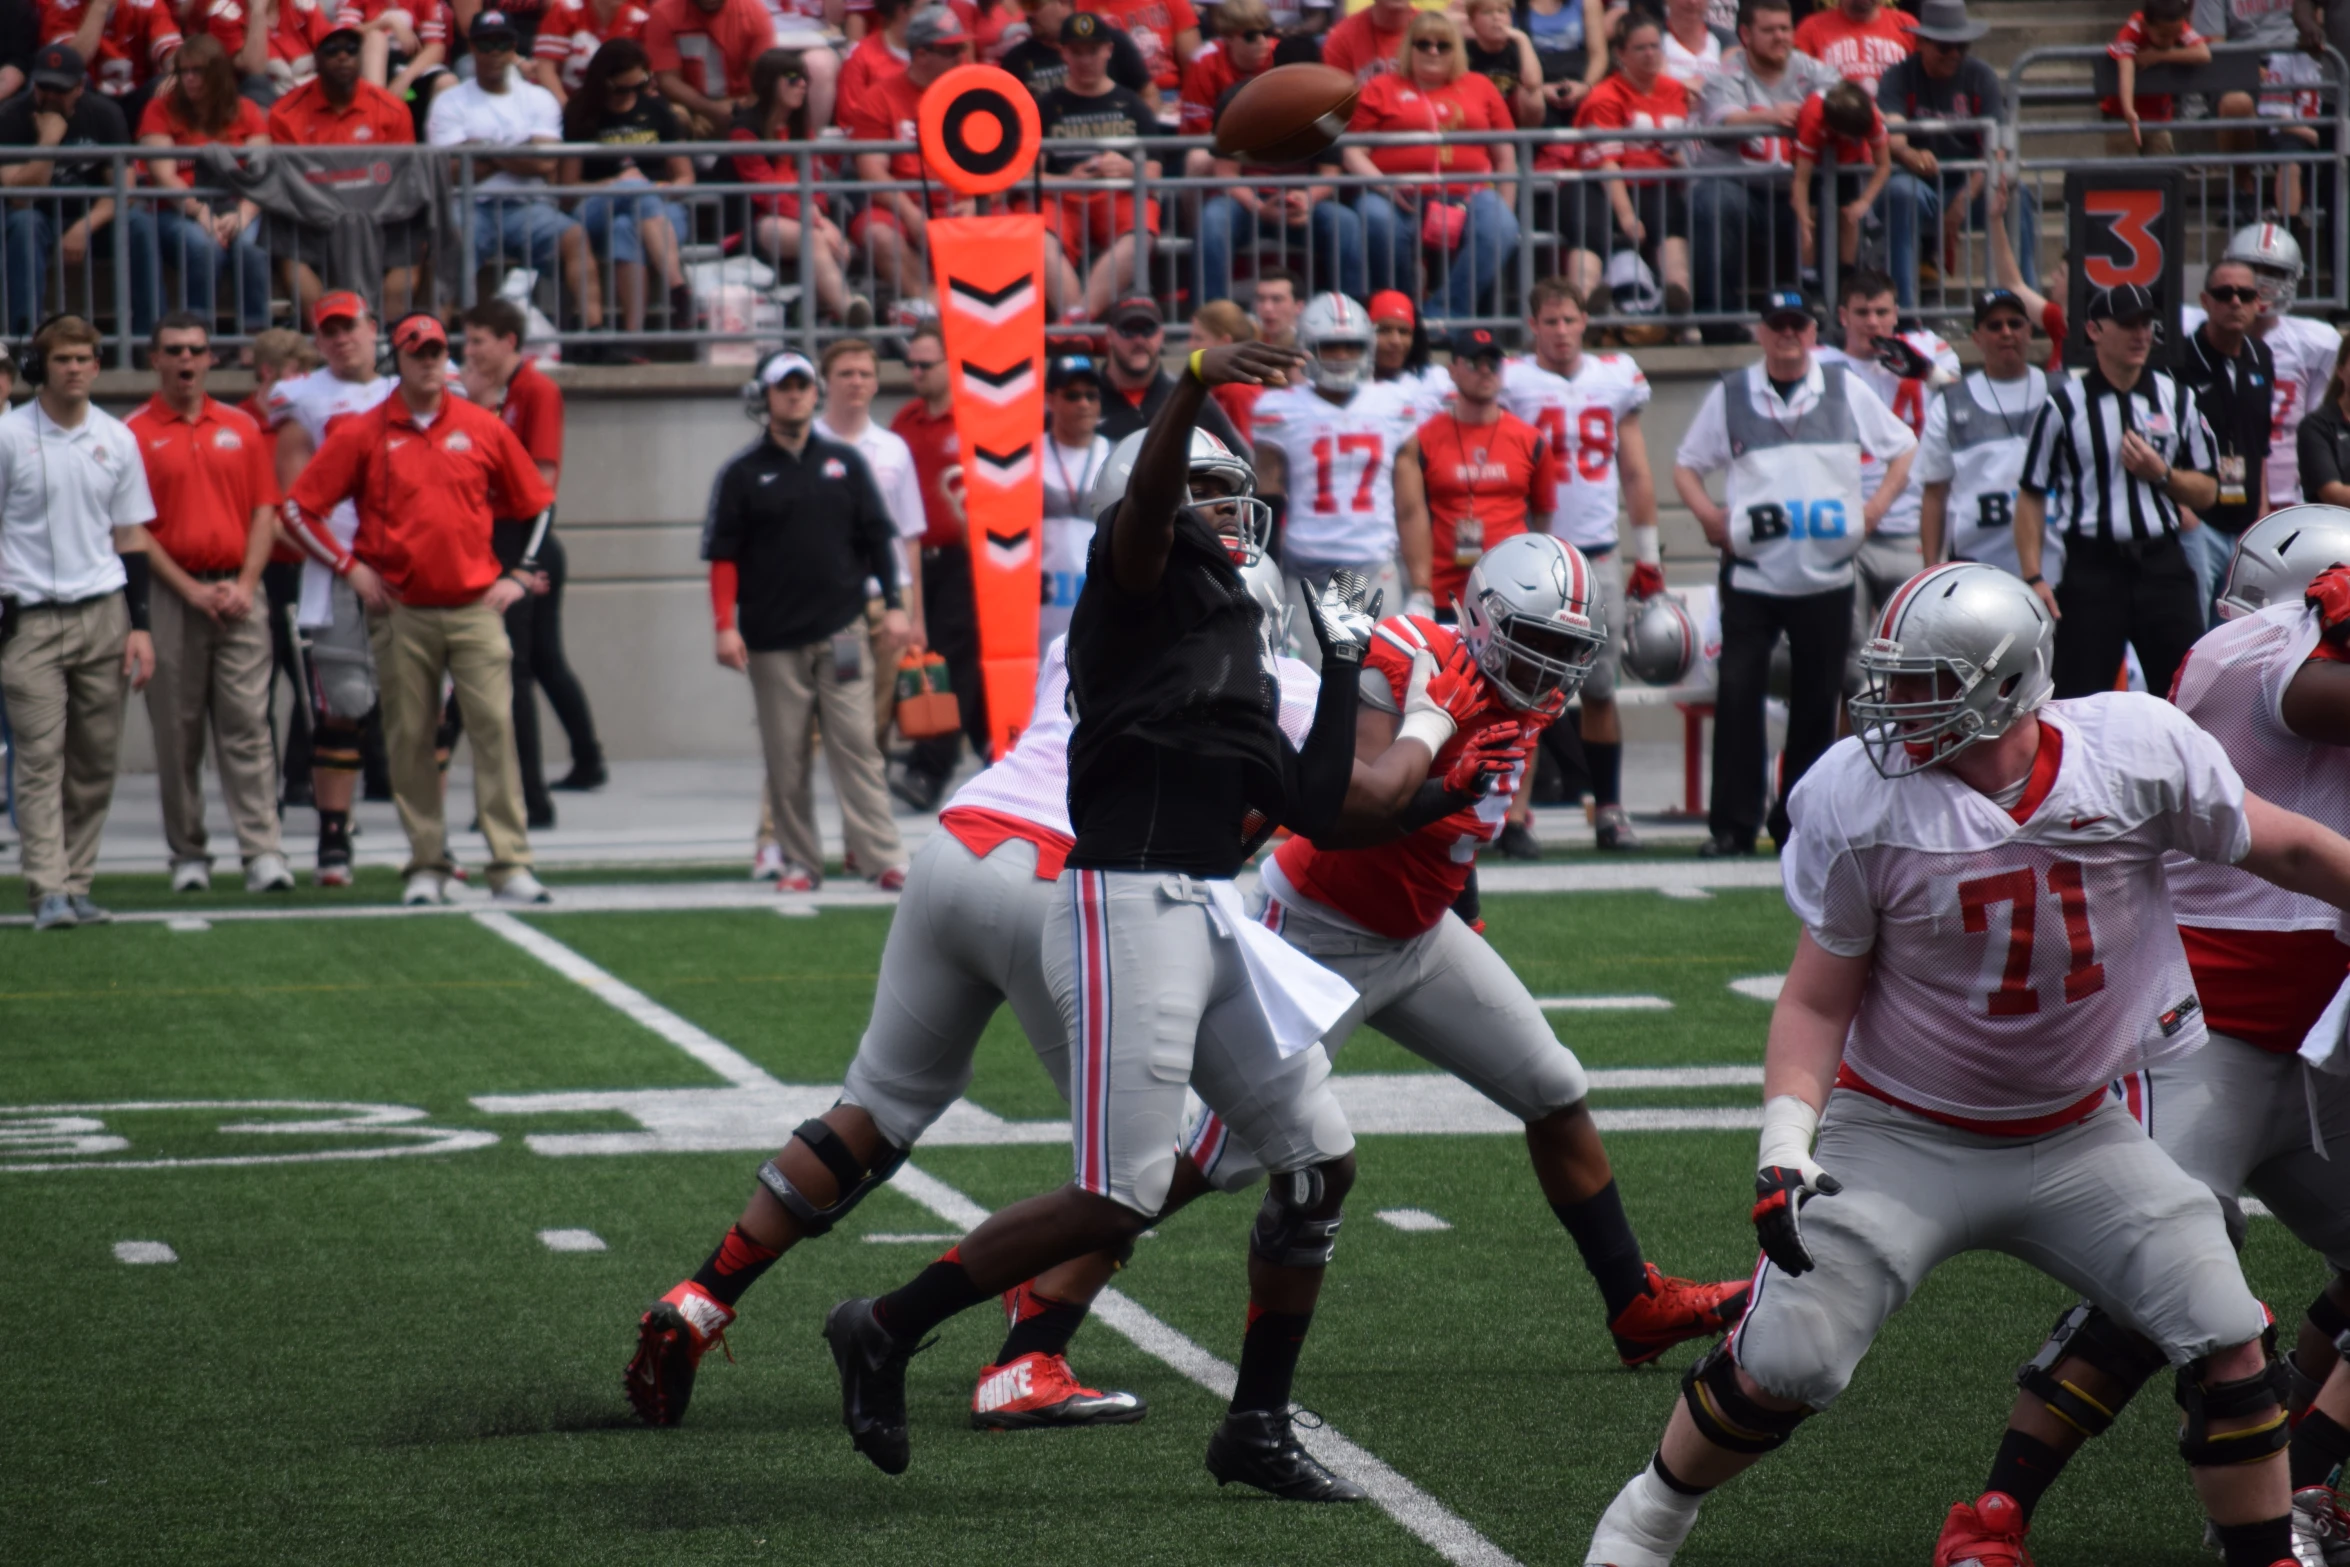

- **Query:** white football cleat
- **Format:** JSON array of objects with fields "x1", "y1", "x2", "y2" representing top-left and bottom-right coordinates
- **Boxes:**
[
  {"x1": 751, "y1": 843, "x2": 786, "y2": 882},
  {"x1": 171, "y1": 859, "x2": 211, "y2": 893},
  {"x1": 493, "y1": 870, "x2": 553, "y2": 905},
  {"x1": 401, "y1": 870, "x2": 447, "y2": 906},
  {"x1": 1585, "y1": 1467, "x2": 1699, "y2": 1567},
  {"x1": 244, "y1": 852, "x2": 295, "y2": 893}
]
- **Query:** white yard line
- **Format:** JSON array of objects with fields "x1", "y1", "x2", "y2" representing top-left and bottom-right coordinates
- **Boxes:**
[
  {"x1": 537, "y1": 1228, "x2": 608, "y2": 1253},
  {"x1": 495, "y1": 920, "x2": 1525, "y2": 1567},
  {"x1": 114, "y1": 1240, "x2": 177, "y2": 1264},
  {"x1": 1534, "y1": 995, "x2": 1672, "y2": 1011},
  {"x1": 1376, "y1": 1209, "x2": 1453, "y2": 1233}
]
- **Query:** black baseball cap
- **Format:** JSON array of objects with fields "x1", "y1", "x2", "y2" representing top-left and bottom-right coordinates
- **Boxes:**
[
  {"x1": 469, "y1": 8, "x2": 520, "y2": 44},
  {"x1": 1046, "y1": 352, "x2": 1101, "y2": 390},
  {"x1": 317, "y1": 24, "x2": 364, "y2": 52},
  {"x1": 2087, "y1": 282, "x2": 2159, "y2": 324},
  {"x1": 1759, "y1": 288, "x2": 1816, "y2": 327},
  {"x1": 1109, "y1": 295, "x2": 1162, "y2": 331},
  {"x1": 30, "y1": 42, "x2": 83, "y2": 90},
  {"x1": 1973, "y1": 288, "x2": 2030, "y2": 325},
  {"x1": 1448, "y1": 325, "x2": 1506, "y2": 363},
  {"x1": 1060, "y1": 12, "x2": 1112, "y2": 45}
]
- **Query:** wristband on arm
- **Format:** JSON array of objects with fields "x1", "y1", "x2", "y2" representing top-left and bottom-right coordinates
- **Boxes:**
[{"x1": 120, "y1": 550, "x2": 151, "y2": 632}]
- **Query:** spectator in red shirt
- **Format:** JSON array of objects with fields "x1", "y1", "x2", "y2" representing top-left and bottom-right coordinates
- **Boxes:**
[
  {"x1": 1174, "y1": 0, "x2": 1266, "y2": 170},
  {"x1": 130, "y1": 311, "x2": 292, "y2": 893},
  {"x1": 1791, "y1": 0, "x2": 1913, "y2": 94},
  {"x1": 886, "y1": 324, "x2": 989, "y2": 801},
  {"x1": 1341, "y1": 9, "x2": 1520, "y2": 318},
  {"x1": 263, "y1": 25, "x2": 427, "y2": 321},
  {"x1": 283, "y1": 310, "x2": 557, "y2": 906},
  {"x1": 1076, "y1": 0, "x2": 1191, "y2": 92},
  {"x1": 834, "y1": 0, "x2": 908, "y2": 117},
  {"x1": 1558, "y1": 14, "x2": 1691, "y2": 322},
  {"x1": 644, "y1": 0, "x2": 774, "y2": 133},
  {"x1": 40, "y1": 0, "x2": 180, "y2": 113},
  {"x1": 130, "y1": 35, "x2": 269, "y2": 333},
  {"x1": 1320, "y1": 0, "x2": 1406, "y2": 82},
  {"x1": 1790, "y1": 78, "x2": 1889, "y2": 274},
  {"x1": 530, "y1": 0, "x2": 649, "y2": 93},
  {"x1": 260, "y1": 0, "x2": 340, "y2": 94},
  {"x1": 726, "y1": 48, "x2": 867, "y2": 324},
  {"x1": 843, "y1": 3, "x2": 969, "y2": 308},
  {"x1": 337, "y1": 0, "x2": 450, "y2": 102},
  {"x1": 2102, "y1": 0, "x2": 2210, "y2": 154},
  {"x1": 1408, "y1": 324, "x2": 1557, "y2": 611}
]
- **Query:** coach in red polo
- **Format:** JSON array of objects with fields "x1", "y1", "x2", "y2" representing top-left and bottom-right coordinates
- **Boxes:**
[{"x1": 283, "y1": 311, "x2": 557, "y2": 907}]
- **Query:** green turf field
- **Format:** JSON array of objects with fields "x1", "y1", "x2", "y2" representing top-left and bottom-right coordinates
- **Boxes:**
[{"x1": 0, "y1": 884, "x2": 2320, "y2": 1565}]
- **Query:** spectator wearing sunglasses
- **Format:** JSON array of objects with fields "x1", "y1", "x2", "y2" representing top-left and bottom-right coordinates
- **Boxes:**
[
  {"x1": 888, "y1": 324, "x2": 986, "y2": 806},
  {"x1": 1876, "y1": 0, "x2": 2023, "y2": 310},
  {"x1": 726, "y1": 48, "x2": 868, "y2": 325},
  {"x1": 1176, "y1": 0, "x2": 1268, "y2": 144},
  {"x1": 2176, "y1": 259, "x2": 2277, "y2": 611},
  {"x1": 263, "y1": 24, "x2": 424, "y2": 323},
  {"x1": 560, "y1": 38, "x2": 695, "y2": 346},
  {"x1": 1038, "y1": 351, "x2": 1110, "y2": 645},
  {"x1": 1094, "y1": 293, "x2": 1250, "y2": 454}
]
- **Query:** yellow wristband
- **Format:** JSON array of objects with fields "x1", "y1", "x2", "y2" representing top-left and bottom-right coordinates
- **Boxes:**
[{"x1": 1189, "y1": 348, "x2": 1207, "y2": 384}]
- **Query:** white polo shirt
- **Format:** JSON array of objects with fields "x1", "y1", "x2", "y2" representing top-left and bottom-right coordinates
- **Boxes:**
[
  {"x1": 817, "y1": 414, "x2": 926, "y2": 585},
  {"x1": 0, "y1": 398, "x2": 158, "y2": 606}
]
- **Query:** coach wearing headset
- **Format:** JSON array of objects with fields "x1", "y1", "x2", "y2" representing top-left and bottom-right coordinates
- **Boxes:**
[
  {"x1": 0, "y1": 315, "x2": 158, "y2": 930},
  {"x1": 284, "y1": 312, "x2": 556, "y2": 909}
]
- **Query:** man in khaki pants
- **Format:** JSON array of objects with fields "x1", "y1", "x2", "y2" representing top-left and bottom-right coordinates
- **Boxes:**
[
  {"x1": 706, "y1": 351, "x2": 909, "y2": 893},
  {"x1": 0, "y1": 316, "x2": 159, "y2": 930},
  {"x1": 129, "y1": 312, "x2": 294, "y2": 895},
  {"x1": 283, "y1": 312, "x2": 557, "y2": 908}
]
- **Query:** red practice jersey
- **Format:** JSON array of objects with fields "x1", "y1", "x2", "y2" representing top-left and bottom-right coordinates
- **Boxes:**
[{"x1": 1414, "y1": 408, "x2": 1557, "y2": 609}]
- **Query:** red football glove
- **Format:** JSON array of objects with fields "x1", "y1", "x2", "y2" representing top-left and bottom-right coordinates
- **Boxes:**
[
  {"x1": 1443, "y1": 721, "x2": 1525, "y2": 799},
  {"x1": 1626, "y1": 561, "x2": 1668, "y2": 600},
  {"x1": 1422, "y1": 634, "x2": 1492, "y2": 725},
  {"x1": 2307, "y1": 563, "x2": 2350, "y2": 646}
]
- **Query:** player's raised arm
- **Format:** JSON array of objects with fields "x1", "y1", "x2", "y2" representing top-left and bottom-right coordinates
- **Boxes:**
[
  {"x1": 1315, "y1": 639, "x2": 1510, "y2": 847},
  {"x1": 1109, "y1": 341, "x2": 1304, "y2": 595}
]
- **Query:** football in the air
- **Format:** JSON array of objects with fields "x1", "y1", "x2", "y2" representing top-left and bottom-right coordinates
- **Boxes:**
[{"x1": 1212, "y1": 62, "x2": 1359, "y2": 165}]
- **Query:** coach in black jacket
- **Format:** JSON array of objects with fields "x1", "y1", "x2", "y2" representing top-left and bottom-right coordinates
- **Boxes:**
[{"x1": 704, "y1": 351, "x2": 909, "y2": 890}]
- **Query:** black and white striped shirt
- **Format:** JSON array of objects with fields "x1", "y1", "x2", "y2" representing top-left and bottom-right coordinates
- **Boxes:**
[{"x1": 2018, "y1": 366, "x2": 2214, "y2": 545}]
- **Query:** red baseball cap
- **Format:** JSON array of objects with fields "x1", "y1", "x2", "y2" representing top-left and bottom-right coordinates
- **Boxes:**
[
  {"x1": 1368, "y1": 290, "x2": 1416, "y2": 326},
  {"x1": 316, "y1": 289, "x2": 367, "y2": 326},
  {"x1": 391, "y1": 314, "x2": 448, "y2": 355}
]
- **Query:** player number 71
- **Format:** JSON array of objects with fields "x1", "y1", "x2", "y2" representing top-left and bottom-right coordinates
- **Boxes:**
[{"x1": 1959, "y1": 862, "x2": 2104, "y2": 1017}]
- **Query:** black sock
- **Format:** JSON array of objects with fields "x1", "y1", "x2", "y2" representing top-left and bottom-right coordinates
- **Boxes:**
[
  {"x1": 1651, "y1": 1449, "x2": 1711, "y2": 1496},
  {"x1": 1985, "y1": 1429, "x2": 2070, "y2": 1522},
  {"x1": 317, "y1": 808, "x2": 350, "y2": 853},
  {"x1": 2295, "y1": 1408, "x2": 2350, "y2": 1490},
  {"x1": 688, "y1": 1224, "x2": 780, "y2": 1310},
  {"x1": 1553, "y1": 1182, "x2": 1650, "y2": 1321},
  {"x1": 2211, "y1": 1515, "x2": 2292, "y2": 1567},
  {"x1": 1586, "y1": 741, "x2": 1623, "y2": 808},
  {"x1": 1230, "y1": 1306, "x2": 1314, "y2": 1416},
  {"x1": 996, "y1": 1290, "x2": 1090, "y2": 1364},
  {"x1": 873, "y1": 1248, "x2": 987, "y2": 1341}
]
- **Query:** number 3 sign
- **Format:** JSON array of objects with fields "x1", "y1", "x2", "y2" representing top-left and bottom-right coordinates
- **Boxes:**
[{"x1": 2063, "y1": 167, "x2": 2184, "y2": 369}]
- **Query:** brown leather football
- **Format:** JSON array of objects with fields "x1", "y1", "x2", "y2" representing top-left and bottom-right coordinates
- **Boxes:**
[{"x1": 1211, "y1": 62, "x2": 1360, "y2": 165}]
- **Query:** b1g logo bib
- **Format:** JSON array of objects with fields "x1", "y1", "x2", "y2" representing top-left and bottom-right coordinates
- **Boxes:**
[{"x1": 1728, "y1": 442, "x2": 1865, "y2": 568}]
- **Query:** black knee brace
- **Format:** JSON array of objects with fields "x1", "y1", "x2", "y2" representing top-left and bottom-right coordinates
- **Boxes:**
[
  {"x1": 1249, "y1": 1167, "x2": 1343, "y2": 1268},
  {"x1": 1680, "y1": 1344, "x2": 1811, "y2": 1455},
  {"x1": 2176, "y1": 1326, "x2": 2291, "y2": 1467},
  {"x1": 754, "y1": 1117, "x2": 906, "y2": 1237},
  {"x1": 2014, "y1": 1302, "x2": 2169, "y2": 1438},
  {"x1": 313, "y1": 720, "x2": 363, "y2": 774}
]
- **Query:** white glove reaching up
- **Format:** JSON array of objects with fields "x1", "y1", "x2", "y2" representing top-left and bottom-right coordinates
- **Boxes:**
[{"x1": 1303, "y1": 570, "x2": 1382, "y2": 667}]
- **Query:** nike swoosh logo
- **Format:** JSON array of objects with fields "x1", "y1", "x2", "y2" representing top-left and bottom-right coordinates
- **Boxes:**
[
  {"x1": 759, "y1": 472, "x2": 780, "y2": 484},
  {"x1": 2069, "y1": 815, "x2": 2108, "y2": 831},
  {"x1": 387, "y1": 437, "x2": 408, "y2": 450}
]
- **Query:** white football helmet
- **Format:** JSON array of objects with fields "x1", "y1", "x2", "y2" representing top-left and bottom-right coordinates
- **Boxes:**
[
  {"x1": 1848, "y1": 562, "x2": 2054, "y2": 778},
  {"x1": 2223, "y1": 221, "x2": 2304, "y2": 317},
  {"x1": 1456, "y1": 533, "x2": 1606, "y2": 710},
  {"x1": 1298, "y1": 291, "x2": 1374, "y2": 395},
  {"x1": 2218, "y1": 504, "x2": 2350, "y2": 619},
  {"x1": 1621, "y1": 593, "x2": 1699, "y2": 687},
  {"x1": 1087, "y1": 427, "x2": 1274, "y2": 565},
  {"x1": 1239, "y1": 549, "x2": 1296, "y2": 655}
]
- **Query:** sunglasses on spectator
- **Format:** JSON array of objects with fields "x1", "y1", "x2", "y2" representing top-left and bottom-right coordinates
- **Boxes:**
[
  {"x1": 2207, "y1": 285, "x2": 2260, "y2": 303},
  {"x1": 154, "y1": 342, "x2": 209, "y2": 357},
  {"x1": 318, "y1": 37, "x2": 360, "y2": 55},
  {"x1": 1923, "y1": 37, "x2": 1968, "y2": 51},
  {"x1": 1112, "y1": 320, "x2": 1160, "y2": 338},
  {"x1": 778, "y1": 69, "x2": 807, "y2": 83},
  {"x1": 1232, "y1": 27, "x2": 1270, "y2": 40},
  {"x1": 1057, "y1": 384, "x2": 1102, "y2": 400},
  {"x1": 403, "y1": 342, "x2": 450, "y2": 362},
  {"x1": 906, "y1": 355, "x2": 946, "y2": 370},
  {"x1": 611, "y1": 75, "x2": 650, "y2": 92},
  {"x1": 1412, "y1": 37, "x2": 1450, "y2": 51}
]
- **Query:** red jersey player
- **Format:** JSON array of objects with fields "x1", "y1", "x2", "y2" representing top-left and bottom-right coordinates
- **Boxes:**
[{"x1": 1586, "y1": 561, "x2": 2350, "y2": 1567}]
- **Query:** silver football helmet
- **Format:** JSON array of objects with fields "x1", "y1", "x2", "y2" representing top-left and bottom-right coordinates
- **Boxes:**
[
  {"x1": 1849, "y1": 562, "x2": 2054, "y2": 778},
  {"x1": 1087, "y1": 427, "x2": 1274, "y2": 565},
  {"x1": 1239, "y1": 549, "x2": 1296, "y2": 654},
  {"x1": 2223, "y1": 221, "x2": 2304, "y2": 317},
  {"x1": 1456, "y1": 533, "x2": 1606, "y2": 711},
  {"x1": 1298, "y1": 291, "x2": 1374, "y2": 395},
  {"x1": 2217, "y1": 504, "x2": 2350, "y2": 619},
  {"x1": 1621, "y1": 593, "x2": 1699, "y2": 687}
]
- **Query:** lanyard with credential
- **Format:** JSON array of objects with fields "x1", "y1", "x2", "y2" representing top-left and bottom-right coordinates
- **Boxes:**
[{"x1": 1047, "y1": 439, "x2": 1101, "y2": 522}]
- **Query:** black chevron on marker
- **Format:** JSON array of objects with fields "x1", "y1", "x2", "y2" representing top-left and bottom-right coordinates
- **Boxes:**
[
  {"x1": 949, "y1": 276, "x2": 1032, "y2": 309},
  {"x1": 962, "y1": 360, "x2": 1033, "y2": 389},
  {"x1": 974, "y1": 443, "x2": 1033, "y2": 465},
  {"x1": 986, "y1": 529, "x2": 1032, "y2": 550}
]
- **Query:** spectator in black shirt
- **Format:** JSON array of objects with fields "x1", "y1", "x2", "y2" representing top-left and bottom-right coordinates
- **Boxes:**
[
  {"x1": 1038, "y1": 13, "x2": 1160, "y2": 316},
  {"x1": 561, "y1": 40, "x2": 695, "y2": 343},
  {"x1": 2179, "y1": 257, "x2": 2277, "y2": 613},
  {"x1": 704, "y1": 350, "x2": 909, "y2": 891},
  {"x1": 1096, "y1": 293, "x2": 1250, "y2": 453},
  {"x1": 0, "y1": 0, "x2": 37, "y2": 100},
  {"x1": 2300, "y1": 337, "x2": 2350, "y2": 507},
  {"x1": 1876, "y1": 0, "x2": 2035, "y2": 310},
  {"x1": 1001, "y1": 0, "x2": 1153, "y2": 101},
  {"x1": 0, "y1": 44, "x2": 132, "y2": 335}
]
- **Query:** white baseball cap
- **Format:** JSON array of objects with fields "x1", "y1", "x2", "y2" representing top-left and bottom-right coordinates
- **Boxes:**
[{"x1": 759, "y1": 351, "x2": 818, "y2": 385}]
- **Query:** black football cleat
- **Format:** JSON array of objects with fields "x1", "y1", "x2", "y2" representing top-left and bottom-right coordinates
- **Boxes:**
[
  {"x1": 824, "y1": 1298, "x2": 925, "y2": 1475},
  {"x1": 1205, "y1": 1409, "x2": 1368, "y2": 1502}
]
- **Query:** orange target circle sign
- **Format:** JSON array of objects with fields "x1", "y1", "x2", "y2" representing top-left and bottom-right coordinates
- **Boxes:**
[{"x1": 918, "y1": 64, "x2": 1041, "y2": 196}]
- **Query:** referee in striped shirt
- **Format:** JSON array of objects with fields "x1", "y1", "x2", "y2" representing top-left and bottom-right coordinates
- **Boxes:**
[{"x1": 2015, "y1": 282, "x2": 2219, "y2": 700}]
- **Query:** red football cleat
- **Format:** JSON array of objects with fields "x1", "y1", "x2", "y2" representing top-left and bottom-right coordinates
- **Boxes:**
[
  {"x1": 624, "y1": 1280, "x2": 735, "y2": 1427},
  {"x1": 1933, "y1": 1490, "x2": 2036, "y2": 1567},
  {"x1": 1608, "y1": 1263, "x2": 1751, "y2": 1366},
  {"x1": 970, "y1": 1351, "x2": 1146, "y2": 1430}
]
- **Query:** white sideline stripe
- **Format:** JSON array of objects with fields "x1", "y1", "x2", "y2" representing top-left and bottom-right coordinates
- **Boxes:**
[
  {"x1": 886, "y1": 1170, "x2": 1519, "y2": 1567},
  {"x1": 1534, "y1": 995, "x2": 1672, "y2": 1011},
  {"x1": 860, "y1": 1232, "x2": 962, "y2": 1244},
  {"x1": 114, "y1": 1240, "x2": 177, "y2": 1264},
  {"x1": 1585, "y1": 1067, "x2": 1763, "y2": 1090},
  {"x1": 1377, "y1": 1208, "x2": 1452, "y2": 1232},
  {"x1": 1658, "y1": 887, "x2": 1714, "y2": 901},
  {"x1": 2244, "y1": 1197, "x2": 2273, "y2": 1218},
  {"x1": 166, "y1": 917, "x2": 211, "y2": 932},
  {"x1": 471, "y1": 910, "x2": 778, "y2": 1090},
  {"x1": 1729, "y1": 974, "x2": 1787, "y2": 1003},
  {"x1": 537, "y1": 1228, "x2": 606, "y2": 1252}
]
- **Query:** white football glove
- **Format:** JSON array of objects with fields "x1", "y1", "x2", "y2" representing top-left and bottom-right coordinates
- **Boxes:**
[
  {"x1": 1397, "y1": 647, "x2": 1459, "y2": 755},
  {"x1": 1403, "y1": 589, "x2": 1436, "y2": 621},
  {"x1": 1302, "y1": 570, "x2": 1382, "y2": 667}
]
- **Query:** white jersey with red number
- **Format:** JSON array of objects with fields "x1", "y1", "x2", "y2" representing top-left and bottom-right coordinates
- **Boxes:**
[
  {"x1": 1251, "y1": 379, "x2": 1423, "y2": 567},
  {"x1": 1268, "y1": 614, "x2": 1555, "y2": 939},
  {"x1": 1785, "y1": 691, "x2": 2253, "y2": 1124},
  {"x1": 946, "y1": 634, "x2": 1320, "y2": 841},
  {"x1": 2167, "y1": 604, "x2": 2350, "y2": 1052},
  {"x1": 266, "y1": 366, "x2": 396, "y2": 627},
  {"x1": 1499, "y1": 352, "x2": 1650, "y2": 553},
  {"x1": 1815, "y1": 332, "x2": 1956, "y2": 538},
  {"x1": 2181, "y1": 304, "x2": 2343, "y2": 506},
  {"x1": 1377, "y1": 365, "x2": 1453, "y2": 424}
]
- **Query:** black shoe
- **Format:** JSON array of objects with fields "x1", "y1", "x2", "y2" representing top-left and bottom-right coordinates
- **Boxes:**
[
  {"x1": 1697, "y1": 832, "x2": 1754, "y2": 859},
  {"x1": 824, "y1": 1298, "x2": 925, "y2": 1475},
  {"x1": 1205, "y1": 1409, "x2": 1368, "y2": 1502},
  {"x1": 1496, "y1": 821, "x2": 1541, "y2": 861},
  {"x1": 888, "y1": 768, "x2": 946, "y2": 813},
  {"x1": 527, "y1": 801, "x2": 557, "y2": 831},
  {"x1": 550, "y1": 761, "x2": 607, "y2": 792}
]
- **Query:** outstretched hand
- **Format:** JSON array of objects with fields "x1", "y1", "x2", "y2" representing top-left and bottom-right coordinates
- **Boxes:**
[
  {"x1": 1302, "y1": 570, "x2": 1382, "y2": 667},
  {"x1": 1196, "y1": 341, "x2": 1307, "y2": 390}
]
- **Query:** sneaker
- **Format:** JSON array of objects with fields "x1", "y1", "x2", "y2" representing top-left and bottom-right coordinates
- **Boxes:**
[
  {"x1": 970, "y1": 1352, "x2": 1148, "y2": 1430},
  {"x1": 31, "y1": 892, "x2": 76, "y2": 931},
  {"x1": 624, "y1": 1280, "x2": 736, "y2": 1427},
  {"x1": 171, "y1": 859, "x2": 212, "y2": 893},
  {"x1": 2295, "y1": 1484, "x2": 2350, "y2": 1566},
  {"x1": 527, "y1": 800, "x2": 557, "y2": 831},
  {"x1": 874, "y1": 865, "x2": 907, "y2": 893},
  {"x1": 550, "y1": 761, "x2": 607, "y2": 792},
  {"x1": 1594, "y1": 805, "x2": 1643, "y2": 852},
  {"x1": 315, "y1": 851, "x2": 353, "y2": 888},
  {"x1": 751, "y1": 843, "x2": 786, "y2": 882},
  {"x1": 778, "y1": 865, "x2": 818, "y2": 893},
  {"x1": 401, "y1": 870, "x2": 447, "y2": 907},
  {"x1": 1932, "y1": 1491, "x2": 2036, "y2": 1567},
  {"x1": 68, "y1": 894, "x2": 111, "y2": 925},
  {"x1": 1608, "y1": 1264, "x2": 1750, "y2": 1366},
  {"x1": 1697, "y1": 832, "x2": 1754, "y2": 859},
  {"x1": 492, "y1": 870, "x2": 554, "y2": 905},
  {"x1": 1496, "y1": 821, "x2": 1542, "y2": 861},
  {"x1": 844, "y1": 292, "x2": 875, "y2": 329},
  {"x1": 889, "y1": 767, "x2": 946, "y2": 813},
  {"x1": 823, "y1": 1297, "x2": 927, "y2": 1475},
  {"x1": 1204, "y1": 1408, "x2": 1367, "y2": 1502},
  {"x1": 244, "y1": 852, "x2": 295, "y2": 893}
]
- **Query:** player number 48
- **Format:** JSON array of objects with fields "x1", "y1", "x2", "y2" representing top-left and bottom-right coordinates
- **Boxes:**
[{"x1": 1959, "y1": 862, "x2": 2105, "y2": 1017}]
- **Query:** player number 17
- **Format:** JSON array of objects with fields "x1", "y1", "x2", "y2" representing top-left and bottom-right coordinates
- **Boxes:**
[{"x1": 1958, "y1": 863, "x2": 2104, "y2": 1017}]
